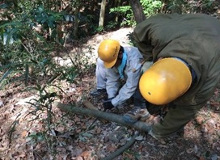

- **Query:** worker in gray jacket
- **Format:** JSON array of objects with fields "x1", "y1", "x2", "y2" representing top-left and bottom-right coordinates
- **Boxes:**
[
  {"x1": 91, "y1": 39, "x2": 150, "y2": 120},
  {"x1": 132, "y1": 13, "x2": 220, "y2": 139}
]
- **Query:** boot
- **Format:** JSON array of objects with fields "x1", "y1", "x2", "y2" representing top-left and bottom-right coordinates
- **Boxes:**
[{"x1": 123, "y1": 107, "x2": 150, "y2": 124}]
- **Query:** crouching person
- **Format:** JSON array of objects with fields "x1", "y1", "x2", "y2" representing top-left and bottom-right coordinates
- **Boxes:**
[
  {"x1": 132, "y1": 13, "x2": 220, "y2": 139},
  {"x1": 90, "y1": 39, "x2": 150, "y2": 121}
]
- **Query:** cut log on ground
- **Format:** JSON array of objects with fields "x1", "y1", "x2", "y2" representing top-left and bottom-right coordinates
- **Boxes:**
[{"x1": 56, "y1": 102, "x2": 152, "y2": 133}]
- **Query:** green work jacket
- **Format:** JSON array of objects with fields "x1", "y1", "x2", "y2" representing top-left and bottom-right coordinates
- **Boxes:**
[{"x1": 133, "y1": 14, "x2": 220, "y2": 106}]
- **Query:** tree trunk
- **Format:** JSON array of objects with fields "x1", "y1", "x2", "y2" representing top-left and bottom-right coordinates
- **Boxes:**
[
  {"x1": 114, "y1": 0, "x2": 121, "y2": 23},
  {"x1": 73, "y1": 0, "x2": 81, "y2": 39},
  {"x1": 73, "y1": 7, "x2": 80, "y2": 39},
  {"x1": 99, "y1": 0, "x2": 106, "y2": 27},
  {"x1": 129, "y1": 0, "x2": 146, "y2": 23}
]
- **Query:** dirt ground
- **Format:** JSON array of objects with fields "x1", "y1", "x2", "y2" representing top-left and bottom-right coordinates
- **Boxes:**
[{"x1": 0, "y1": 27, "x2": 220, "y2": 160}]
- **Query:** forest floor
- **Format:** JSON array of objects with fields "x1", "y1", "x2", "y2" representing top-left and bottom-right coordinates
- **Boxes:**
[{"x1": 0, "y1": 27, "x2": 220, "y2": 160}]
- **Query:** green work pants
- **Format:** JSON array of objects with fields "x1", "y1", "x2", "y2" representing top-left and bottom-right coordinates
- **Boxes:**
[{"x1": 151, "y1": 103, "x2": 204, "y2": 137}]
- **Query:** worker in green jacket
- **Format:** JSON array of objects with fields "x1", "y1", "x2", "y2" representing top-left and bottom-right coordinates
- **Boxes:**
[{"x1": 131, "y1": 13, "x2": 220, "y2": 139}]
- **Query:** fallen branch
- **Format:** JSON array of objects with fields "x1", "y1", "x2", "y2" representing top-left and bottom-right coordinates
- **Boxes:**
[
  {"x1": 102, "y1": 131, "x2": 139, "y2": 160},
  {"x1": 56, "y1": 102, "x2": 151, "y2": 133}
]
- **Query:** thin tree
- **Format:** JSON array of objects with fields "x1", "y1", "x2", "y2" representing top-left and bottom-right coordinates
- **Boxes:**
[{"x1": 99, "y1": 0, "x2": 106, "y2": 27}]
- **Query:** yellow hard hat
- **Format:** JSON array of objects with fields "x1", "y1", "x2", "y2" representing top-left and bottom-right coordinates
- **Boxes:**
[
  {"x1": 98, "y1": 39, "x2": 120, "y2": 68},
  {"x1": 139, "y1": 58, "x2": 192, "y2": 105}
]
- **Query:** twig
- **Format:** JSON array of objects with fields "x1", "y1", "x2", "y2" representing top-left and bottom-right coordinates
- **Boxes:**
[{"x1": 8, "y1": 113, "x2": 21, "y2": 145}]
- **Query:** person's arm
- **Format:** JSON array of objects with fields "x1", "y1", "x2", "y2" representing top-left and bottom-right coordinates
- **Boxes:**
[
  {"x1": 132, "y1": 21, "x2": 154, "y2": 61},
  {"x1": 111, "y1": 60, "x2": 142, "y2": 107},
  {"x1": 105, "y1": 68, "x2": 121, "y2": 99}
]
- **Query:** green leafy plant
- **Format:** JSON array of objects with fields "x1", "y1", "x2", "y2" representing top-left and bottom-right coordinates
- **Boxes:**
[
  {"x1": 109, "y1": 0, "x2": 162, "y2": 26},
  {"x1": 0, "y1": 1, "x2": 64, "y2": 88},
  {"x1": 141, "y1": 0, "x2": 162, "y2": 16},
  {"x1": 0, "y1": 1, "x2": 82, "y2": 157},
  {"x1": 26, "y1": 86, "x2": 58, "y2": 154},
  {"x1": 110, "y1": 6, "x2": 133, "y2": 26},
  {"x1": 165, "y1": 0, "x2": 216, "y2": 14}
]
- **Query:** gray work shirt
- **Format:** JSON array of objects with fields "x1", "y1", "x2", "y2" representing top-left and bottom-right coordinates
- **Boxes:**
[{"x1": 106, "y1": 46, "x2": 143, "y2": 107}]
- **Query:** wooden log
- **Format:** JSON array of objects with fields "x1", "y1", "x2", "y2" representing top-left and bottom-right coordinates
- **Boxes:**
[{"x1": 56, "y1": 102, "x2": 151, "y2": 133}]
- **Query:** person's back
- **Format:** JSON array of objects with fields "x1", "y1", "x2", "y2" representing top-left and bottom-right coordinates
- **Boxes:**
[
  {"x1": 134, "y1": 14, "x2": 220, "y2": 55},
  {"x1": 133, "y1": 13, "x2": 220, "y2": 105}
]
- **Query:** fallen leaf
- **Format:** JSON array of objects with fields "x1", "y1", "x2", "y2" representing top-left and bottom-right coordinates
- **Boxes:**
[
  {"x1": 76, "y1": 151, "x2": 95, "y2": 160},
  {"x1": 21, "y1": 130, "x2": 28, "y2": 138},
  {"x1": 106, "y1": 144, "x2": 117, "y2": 152},
  {"x1": 196, "y1": 116, "x2": 204, "y2": 124}
]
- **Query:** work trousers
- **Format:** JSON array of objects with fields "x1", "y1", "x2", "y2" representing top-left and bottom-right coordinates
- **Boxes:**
[{"x1": 151, "y1": 102, "x2": 204, "y2": 137}]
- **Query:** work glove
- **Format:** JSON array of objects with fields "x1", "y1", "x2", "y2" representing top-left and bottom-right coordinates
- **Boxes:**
[{"x1": 103, "y1": 98, "x2": 114, "y2": 110}]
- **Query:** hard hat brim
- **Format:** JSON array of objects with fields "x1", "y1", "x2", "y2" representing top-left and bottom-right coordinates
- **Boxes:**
[{"x1": 103, "y1": 58, "x2": 117, "y2": 68}]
